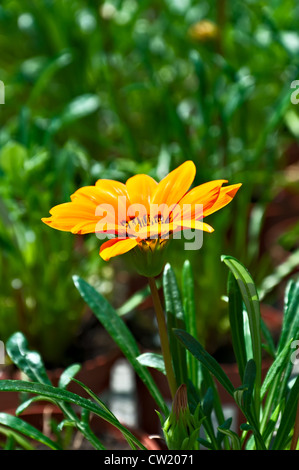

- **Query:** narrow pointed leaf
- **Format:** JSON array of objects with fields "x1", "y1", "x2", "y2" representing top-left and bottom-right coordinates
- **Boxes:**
[
  {"x1": 0, "y1": 425, "x2": 34, "y2": 450},
  {"x1": 0, "y1": 413, "x2": 61, "y2": 450},
  {"x1": 163, "y1": 264, "x2": 188, "y2": 386},
  {"x1": 73, "y1": 275, "x2": 168, "y2": 416},
  {"x1": 261, "y1": 339, "x2": 293, "y2": 400},
  {"x1": 6, "y1": 332, "x2": 51, "y2": 385},
  {"x1": 218, "y1": 424, "x2": 241, "y2": 450},
  {"x1": 227, "y1": 272, "x2": 247, "y2": 379},
  {"x1": 136, "y1": 353, "x2": 166, "y2": 375},
  {"x1": 59, "y1": 364, "x2": 81, "y2": 389},
  {"x1": 272, "y1": 375, "x2": 299, "y2": 450},
  {"x1": 182, "y1": 260, "x2": 198, "y2": 387},
  {"x1": 221, "y1": 256, "x2": 261, "y2": 418},
  {"x1": 277, "y1": 279, "x2": 299, "y2": 355},
  {"x1": 0, "y1": 380, "x2": 146, "y2": 449},
  {"x1": 174, "y1": 329, "x2": 234, "y2": 397}
]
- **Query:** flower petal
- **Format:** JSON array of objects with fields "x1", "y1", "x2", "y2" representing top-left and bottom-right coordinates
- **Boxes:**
[
  {"x1": 73, "y1": 180, "x2": 129, "y2": 223},
  {"x1": 174, "y1": 219, "x2": 214, "y2": 233},
  {"x1": 100, "y1": 238, "x2": 138, "y2": 261},
  {"x1": 42, "y1": 180, "x2": 130, "y2": 235},
  {"x1": 151, "y1": 161, "x2": 196, "y2": 208},
  {"x1": 178, "y1": 179, "x2": 227, "y2": 220},
  {"x1": 204, "y1": 183, "x2": 242, "y2": 217},
  {"x1": 126, "y1": 174, "x2": 158, "y2": 213}
]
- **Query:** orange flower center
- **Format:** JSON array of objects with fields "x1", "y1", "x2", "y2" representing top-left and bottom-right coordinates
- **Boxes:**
[{"x1": 122, "y1": 213, "x2": 173, "y2": 241}]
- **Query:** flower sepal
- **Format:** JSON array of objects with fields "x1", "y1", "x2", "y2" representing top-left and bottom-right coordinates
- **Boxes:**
[
  {"x1": 125, "y1": 238, "x2": 171, "y2": 277},
  {"x1": 159, "y1": 384, "x2": 204, "y2": 450}
]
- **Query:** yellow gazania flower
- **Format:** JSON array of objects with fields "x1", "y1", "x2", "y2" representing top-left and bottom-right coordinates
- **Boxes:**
[{"x1": 42, "y1": 161, "x2": 241, "y2": 276}]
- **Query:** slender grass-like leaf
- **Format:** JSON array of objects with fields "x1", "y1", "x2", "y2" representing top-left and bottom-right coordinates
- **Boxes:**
[
  {"x1": 16, "y1": 396, "x2": 57, "y2": 416},
  {"x1": 6, "y1": 332, "x2": 51, "y2": 385},
  {"x1": 6, "y1": 333, "x2": 104, "y2": 449},
  {"x1": 0, "y1": 380, "x2": 146, "y2": 450},
  {"x1": 136, "y1": 353, "x2": 166, "y2": 375},
  {"x1": 260, "y1": 339, "x2": 293, "y2": 400},
  {"x1": 217, "y1": 426, "x2": 241, "y2": 450},
  {"x1": 277, "y1": 279, "x2": 299, "y2": 355},
  {"x1": 71, "y1": 378, "x2": 145, "y2": 450},
  {"x1": 221, "y1": 256, "x2": 261, "y2": 419},
  {"x1": 202, "y1": 387, "x2": 214, "y2": 417},
  {"x1": 163, "y1": 264, "x2": 188, "y2": 386},
  {"x1": 73, "y1": 275, "x2": 168, "y2": 416},
  {"x1": 182, "y1": 260, "x2": 198, "y2": 387},
  {"x1": 242, "y1": 359, "x2": 256, "y2": 411},
  {"x1": 174, "y1": 329, "x2": 234, "y2": 397},
  {"x1": 216, "y1": 417, "x2": 232, "y2": 447},
  {"x1": 116, "y1": 279, "x2": 162, "y2": 317},
  {"x1": 116, "y1": 284, "x2": 151, "y2": 317},
  {"x1": 0, "y1": 425, "x2": 34, "y2": 450},
  {"x1": 227, "y1": 272, "x2": 247, "y2": 379},
  {"x1": 59, "y1": 364, "x2": 81, "y2": 389},
  {"x1": 272, "y1": 375, "x2": 299, "y2": 450},
  {"x1": 0, "y1": 412, "x2": 61, "y2": 450}
]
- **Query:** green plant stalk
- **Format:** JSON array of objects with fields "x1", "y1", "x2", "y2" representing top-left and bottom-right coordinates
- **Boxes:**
[{"x1": 148, "y1": 277, "x2": 177, "y2": 399}]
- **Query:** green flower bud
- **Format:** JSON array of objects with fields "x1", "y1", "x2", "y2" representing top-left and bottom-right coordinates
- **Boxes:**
[{"x1": 162, "y1": 384, "x2": 201, "y2": 450}]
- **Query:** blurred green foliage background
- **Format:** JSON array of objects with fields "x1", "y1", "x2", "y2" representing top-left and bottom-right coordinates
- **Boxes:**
[{"x1": 0, "y1": 0, "x2": 299, "y2": 364}]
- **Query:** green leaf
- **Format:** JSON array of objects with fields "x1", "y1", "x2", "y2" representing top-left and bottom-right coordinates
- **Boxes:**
[
  {"x1": 57, "y1": 420, "x2": 77, "y2": 432},
  {"x1": 0, "y1": 380, "x2": 145, "y2": 450},
  {"x1": 59, "y1": 364, "x2": 81, "y2": 389},
  {"x1": 16, "y1": 396, "x2": 57, "y2": 416},
  {"x1": 217, "y1": 424, "x2": 241, "y2": 450},
  {"x1": 6, "y1": 332, "x2": 51, "y2": 385},
  {"x1": 277, "y1": 279, "x2": 299, "y2": 355},
  {"x1": 202, "y1": 387, "x2": 214, "y2": 417},
  {"x1": 0, "y1": 425, "x2": 34, "y2": 450},
  {"x1": 136, "y1": 353, "x2": 166, "y2": 375},
  {"x1": 272, "y1": 375, "x2": 299, "y2": 450},
  {"x1": 163, "y1": 264, "x2": 188, "y2": 386},
  {"x1": 197, "y1": 438, "x2": 214, "y2": 450},
  {"x1": 216, "y1": 417, "x2": 232, "y2": 446},
  {"x1": 182, "y1": 260, "x2": 198, "y2": 387},
  {"x1": 242, "y1": 359, "x2": 256, "y2": 411},
  {"x1": 73, "y1": 275, "x2": 168, "y2": 416},
  {"x1": 116, "y1": 282, "x2": 162, "y2": 317},
  {"x1": 71, "y1": 378, "x2": 144, "y2": 450},
  {"x1": 227, "y1": 272, "x2": 247, "y2": 379},
  {"x1": 260, "y1": 339, "x2": 293, "y2": 400},
  {"x1": 174, "y1": 329, "x2": 234, "y2": 397},
  {"x1": 0, "y1": 413, "x2": 61, "y2": 450},
  {"x1": 233, "y1": 387, "x2": 247, "y2": 409},
  {"x1": 222, "y1": 256, "x2": 261, "y2": 418}
]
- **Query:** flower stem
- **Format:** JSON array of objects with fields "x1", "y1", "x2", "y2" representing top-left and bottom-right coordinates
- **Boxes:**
[{"x1": 148, "y1": 277, "x2": 177, "y2": 399}]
